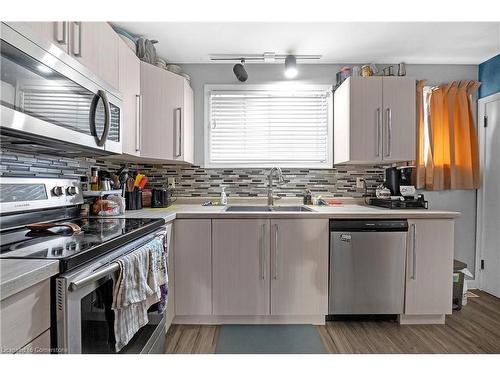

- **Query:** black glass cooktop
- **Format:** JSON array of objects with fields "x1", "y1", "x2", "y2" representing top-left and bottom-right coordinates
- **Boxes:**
[{"x1": 0, "y1": 217, "x2": 164, "y2": 272}]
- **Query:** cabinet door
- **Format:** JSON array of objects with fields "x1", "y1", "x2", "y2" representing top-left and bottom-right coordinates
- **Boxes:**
[
  {"x1": 7, "y1": 22, "x2": 69, "y2": 54},
  {"x1": 181, "y1": 80, "x2": 195, "y2": 164},
  {"x1": 212, "y1": 219, "x2": 270, "y2": 315},
  {"x1": 140, "y1": 62, "x2": 184, "y2": 160},
  {"x1": 118, "y1": 41, "x2": 141, "y2": 156},
  {"x1": 270, "y1": 219, "x2": 329, "y2": 316},
  {"x1": 174, "y1": 219, "x2": 212, "y2": 316},
  {"x1": 405, "y1": 219, "x2": 454, "y2": 315},
  {"x1": 382, "y1": 77, "x2": 416, "y2": 162},
  {"x1": 69, "y1": 22, "x2": 119, "y2": 89},
  {"x1": 334, "y1": 77, "x2": 383, "y2": 164}
]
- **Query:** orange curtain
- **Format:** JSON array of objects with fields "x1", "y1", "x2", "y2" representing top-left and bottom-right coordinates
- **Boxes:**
[
  {"x1": 414, "y1": 80, "x2": 427, "y2": 188},
  {"x1": 415, "y1": 80, "x2": 481, "y2": 190}
]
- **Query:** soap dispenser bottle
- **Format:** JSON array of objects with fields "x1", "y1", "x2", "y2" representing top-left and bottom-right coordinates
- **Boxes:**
[{"x1": 220, "y1": 187, "x2": 228, "y2": 206}]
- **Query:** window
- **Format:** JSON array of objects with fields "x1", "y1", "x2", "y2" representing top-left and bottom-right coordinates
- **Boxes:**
[{"x1": 205, "y1": 85, "x2": 333, "y2": 168}]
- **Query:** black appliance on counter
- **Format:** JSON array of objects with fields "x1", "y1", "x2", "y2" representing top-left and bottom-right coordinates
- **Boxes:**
[
  {"x1": 0, "y1": 177, "x2": 167, "y2": 354},
  {"x1": 151, "y1": 188, "x2": 172, "y2": 208},
  {"x1": 369, "y1": 166, "x2": 428, "y2": 209},
  {"x1": 369, "y1": 195, "x2": 429, "y2": 209}
]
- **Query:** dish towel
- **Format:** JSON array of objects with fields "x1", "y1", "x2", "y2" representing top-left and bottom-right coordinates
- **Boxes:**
[
  {"x1": 145, "y1": 235, "x2": 168, "y2": 309},
  {"x1": 157, "y1": 224, "x2": 171, "y2": 313},
  {"x1": 112, "y1": 246, "x2": 157, "y2": 352}
]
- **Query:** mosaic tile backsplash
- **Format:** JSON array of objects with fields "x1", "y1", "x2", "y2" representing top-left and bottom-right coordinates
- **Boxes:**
[{"x1": 0, "y1": 148, "x2": 385, "y2": 198}]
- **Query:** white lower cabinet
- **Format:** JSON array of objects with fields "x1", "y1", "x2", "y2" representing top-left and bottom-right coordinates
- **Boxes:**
[
  {"x1": 0, "y1": 279, "x2": 51, "y2": 353},
  {"x1": 212, "y1": 219, "x2": 270, "y2": 315},
  {"x1": 270, "y1": 219, "x2": 329, "y2": 316},
  {"x1": 404, "y1": 219, "x2": 454, "y2": 318},
  {"x1": 210, "y1": 218, "x2": 329, "y2": 318},
  {"x1": 173, "y1": 219, "x2": 212, "y2": 316}
]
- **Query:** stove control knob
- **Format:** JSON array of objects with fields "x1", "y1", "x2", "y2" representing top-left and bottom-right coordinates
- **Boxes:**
[
  {"x1": 52, "y1": 186, "x2": 64, "y2": 196},
  {"x1": 66, "y1": 186, "x2": 78, "y2": 196}
]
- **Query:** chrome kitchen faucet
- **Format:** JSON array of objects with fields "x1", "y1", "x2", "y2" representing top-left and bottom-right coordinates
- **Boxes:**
[{"x1": 267, "y1": 167, "x2": 285, "y2": 205}]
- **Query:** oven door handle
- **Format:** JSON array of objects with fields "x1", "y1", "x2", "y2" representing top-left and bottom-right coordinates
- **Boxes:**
[{"x1": 69, "y1": 262, "x2": 119, "y2": 291}]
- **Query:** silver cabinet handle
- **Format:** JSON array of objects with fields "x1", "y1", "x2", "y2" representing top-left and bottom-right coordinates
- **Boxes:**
[
  {"x1": 71, "y1": 22, "x2": 82, "y2": 57},
  {"x1": 376, "y1": 108, "x2": 381, "y2": 157},
  {"x1": 55, "y1": 22, "x2": 67, "y2": 45},
  {"x1": 411, "y1": 224, "x2": 417, "y2": 280},
  {"x1": 135, "y1": 94, "x2": 142, "y2": 152},
  {"x1": 260, "y1": 223, "x2": 266, "y2": 280},
  {"x1": 385, "y1": 108, "x2": 392, "y2": 157},
  {"x1": 175, "y1": 107, "x2": 182, "y2": 157},
  {"x1": 273, "y1": 224, "x2": 279, "y2": 280}
]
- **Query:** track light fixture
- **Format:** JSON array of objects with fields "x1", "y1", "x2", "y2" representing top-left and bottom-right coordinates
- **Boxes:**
[
  {"x1": 233, "y1": 58, "x2": 248, "y2": 82},
  {"x1": 284, "y1": 55, "x2": 298, "y2": 79}
]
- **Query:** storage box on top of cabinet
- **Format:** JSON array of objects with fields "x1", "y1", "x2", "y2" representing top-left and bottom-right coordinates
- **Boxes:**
[{"x1": 334, "y1": 76, "x2": 416, "y2": 164}]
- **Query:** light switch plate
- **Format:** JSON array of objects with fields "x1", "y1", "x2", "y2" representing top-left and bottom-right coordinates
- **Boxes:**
[{"x1": 356, "y1": 178, "x2": 365, "y2": 189}]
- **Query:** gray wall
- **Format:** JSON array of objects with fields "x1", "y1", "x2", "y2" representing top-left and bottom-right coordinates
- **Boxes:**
[{"x1": 181, "y1": 62, "x2": 479, "y2": 274}]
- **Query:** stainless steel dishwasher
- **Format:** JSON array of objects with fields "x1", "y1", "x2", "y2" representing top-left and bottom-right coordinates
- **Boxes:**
[{"x1": 329, "y1": 219, "x2": 408, "y2": 315}]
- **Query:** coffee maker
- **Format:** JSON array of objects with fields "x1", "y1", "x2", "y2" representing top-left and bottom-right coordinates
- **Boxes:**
[{"x1": 369, "y1": 166, "x2": 428, "y2": 209}]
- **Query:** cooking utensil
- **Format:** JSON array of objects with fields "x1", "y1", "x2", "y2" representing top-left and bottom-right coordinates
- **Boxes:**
[
  {"x1": 126, "y1": 178, "x2": 135, "y2": 193},
  {"x1": 100, "y1": 178, "x2": 112, "y2": 191},
  {"x1": 134, "y1": 174, "x2": 144, "y2": 188},
  {"x1": 26, "y1": 222, "x2": 82, "y2": 234},
  {"x1": 110, "y1": 174, "x2": 120, "y2": 189},
  {"x1": 138, "y1": 176, "x2": 148, "y2": 190}
]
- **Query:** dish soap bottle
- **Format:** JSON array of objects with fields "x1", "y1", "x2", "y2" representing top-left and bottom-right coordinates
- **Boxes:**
[{"x1": 220, "y1": 187, "x2": 228, "y2": 206}]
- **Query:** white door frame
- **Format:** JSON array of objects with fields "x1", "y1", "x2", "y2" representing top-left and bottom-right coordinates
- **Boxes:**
[{"x1": 475, "y1": 91, "x2": 500, "y2": 291}]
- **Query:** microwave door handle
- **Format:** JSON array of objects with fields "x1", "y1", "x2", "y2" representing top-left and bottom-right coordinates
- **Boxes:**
[
  {"x1": 89, "y1": 90, "x2": 111, "y2": 147},
  {"x1": 69, "y1": 262, "x2": 120, "y2": 291}
]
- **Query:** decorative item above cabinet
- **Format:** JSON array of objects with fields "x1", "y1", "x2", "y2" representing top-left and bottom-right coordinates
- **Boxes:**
[{"x1": 334, "y1": 76, "x2": 416, "y2": 165}]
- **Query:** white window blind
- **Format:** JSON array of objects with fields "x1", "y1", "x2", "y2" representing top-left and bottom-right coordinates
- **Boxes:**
[{"x1": 206, "y1": 86, "x2": 332, "y2": 168}]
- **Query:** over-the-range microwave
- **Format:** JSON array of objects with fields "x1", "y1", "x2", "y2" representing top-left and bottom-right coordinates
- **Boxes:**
[{"x1": 0, "y1": 22, "x2": 122, "y2": 156}]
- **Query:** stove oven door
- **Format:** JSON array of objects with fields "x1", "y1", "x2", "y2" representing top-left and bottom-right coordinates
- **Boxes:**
[
  {"x1": 56, "y1": 272, "x2": 165, "y2": 354},
  {"x1": 55, "y1": 230, "x2": 168, "y2": 354}
]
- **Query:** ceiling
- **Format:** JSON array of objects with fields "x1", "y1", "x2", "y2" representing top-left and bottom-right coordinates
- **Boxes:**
[{"x1": 113, "y1": 22, "x2": 500, "y2": 65}]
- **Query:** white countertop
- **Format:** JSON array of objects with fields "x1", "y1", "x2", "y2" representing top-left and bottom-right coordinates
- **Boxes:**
[
  {"x1": 122, "y1": 203, "x2": 460, "y2": 220},
  {"x1": 0, "y1": 259, "x2": 59, "y2": 301},
  {"x1": 0, "y1": 203, "x2": 458, "y2": 300}
]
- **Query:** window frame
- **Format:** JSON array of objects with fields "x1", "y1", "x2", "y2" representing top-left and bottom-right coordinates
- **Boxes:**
[{"x1": 204, "y1": 84, "x2": 333, "y2": 169}]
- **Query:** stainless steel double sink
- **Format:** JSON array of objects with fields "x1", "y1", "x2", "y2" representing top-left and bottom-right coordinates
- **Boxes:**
[{"x1": 225, "y1": 205, "x2": 314, "y2": 212}]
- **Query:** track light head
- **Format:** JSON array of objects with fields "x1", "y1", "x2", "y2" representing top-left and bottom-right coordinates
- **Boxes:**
[
  {"x1": 233, "y1": 58, "x2": 248, "y2": 82},
  {"x1": 284, "y1": 55, "x2": 298, "y2": 79}
]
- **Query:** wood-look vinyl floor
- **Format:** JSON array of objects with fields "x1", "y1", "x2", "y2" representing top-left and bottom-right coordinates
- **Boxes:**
[{"x1": 165, "y1": 290, "x2": 500, "y2": 354}]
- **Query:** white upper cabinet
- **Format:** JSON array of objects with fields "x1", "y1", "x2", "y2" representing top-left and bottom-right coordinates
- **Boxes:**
[
  {"x1": 7, "y1": 22, "x2": 120, "y2": 90},
  {"x1": 140, "y1": 61, "x2": 194, "y2": 163},
  {"x1": 69, "y1": 22, "x2": 120, "y2": 90},
  {"x1": 118, "y1": 40, "x2": 141, "y2": 157},
  {"x1": 7, "y1": 22, "x2": 70, "y2": 54},
  {"x1": 381, "y1": 77, "x2": 417, "y2": 162},
  {"x1": 182, "y1": 79, "x2": 195, "y2": 164},
  {"x1": 334, "y1": 76, "x2": 416, "y2": 164}
]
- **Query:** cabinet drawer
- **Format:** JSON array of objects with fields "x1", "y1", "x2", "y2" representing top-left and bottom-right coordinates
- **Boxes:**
[{"x1": 0, "y1": 279, "x2": 51, "y2": 352}]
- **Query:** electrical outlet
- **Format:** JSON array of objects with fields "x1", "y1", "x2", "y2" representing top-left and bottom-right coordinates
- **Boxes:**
[
  {"x1": 356, "y1": 178, "x2": 365, "y2": 189},
  {"x1": 167, "y1": 177, "x2": 176, "y2": 188}
]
